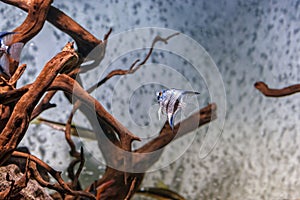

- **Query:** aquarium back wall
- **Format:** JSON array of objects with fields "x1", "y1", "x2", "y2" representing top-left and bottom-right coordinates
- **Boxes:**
[{"x1": 1, "y1": 0, "x2": 300, "y2": 199}]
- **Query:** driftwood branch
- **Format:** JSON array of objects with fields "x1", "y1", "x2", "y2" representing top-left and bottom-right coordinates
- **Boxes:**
[
  {"x1": 2, "y1": 0, "x2": 101, "y2": 57},
  {"x1": 137, "y1": 103, "x2": 216, "y2": 153},
  {"x1": 89, "y1": 103, "x2": 216, "y2": 199},
  {"x1": 0, "y1": 1, "x2": 217, "y2": 199},
  {"x1": 0, "y1": 43, "x2": 78, "y2": 165},
  {"x1": 11, "y1": 0, "x2": 52, "y2": 44},
  {"x1": 0, "y1": 0, "x2": 52, "y2": 76},
  {"x1": 50, "y1": 74, "x2": 141, "y2": 148},
  {"x1": 254, "y1": 81, "x2": 300, "y2": 97},
  {"x1": 12, "y1": 151, "x2": 95, "y2": 199},
  {"x1": 87, "y1": 32, "x2": 180, "y2": 92}
]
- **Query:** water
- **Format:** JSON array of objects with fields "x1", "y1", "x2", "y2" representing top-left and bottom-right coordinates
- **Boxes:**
[{"x1": 1, "y1": 0, "x2": 300, "y2": 199}]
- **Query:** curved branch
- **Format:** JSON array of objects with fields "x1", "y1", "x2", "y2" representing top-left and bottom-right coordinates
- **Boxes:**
[
  {"x1": 128, "y1": 103, "x2": 217, "y2": 173},
  {"x1": 0, "y1": 43, "x2": 78, "y2": 164},
  {"x1": 2, "y1": 0, "x2": 102, "y2": 56},
  {"x1": 49, "y1": 74, "x2": 140, "y2": 150},
  {"x1": 136, "y1": 103, "x2": 217, "y2": 154},
  {"x1": 254, "y1": 81, "x2": 300, "y2": 97},
  {"x1": 11, "y1": 0, "x2": 53, "y2": 45},
  {"x1": 87, "y1": 32, "x2": 179, "y2": 92},
  {"x1": 0, "y1": 0, "x2": 52, "y2": 78},
  {"x1": 47, "y1": 6, "x2": 101, "y2": 57},
  {"x1": 12, "y1": 151, "x2": 95, "y2": 199},
  {"x1": 88, "y1": 103, "x2": 216, "y2": 199}
]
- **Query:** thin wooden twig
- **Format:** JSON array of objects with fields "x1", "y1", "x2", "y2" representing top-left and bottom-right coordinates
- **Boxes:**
[
  {"x1": 96, "y1": 180, "x2": 115, "y2": 200},
  {"x1": 254, "y1": 81, "x2": 300, "y2": 97},
  {"x1": 72, "y1": 147, "x2": 85, "y2": 189},
  {"x1": 87, "y1": 32, "x2": 180, "y2": 93},
  {"x1": 65, "y1": 110, "x2": 80, "y2": 158},
  {"x1": 124, "y1": 177, "x2": 137, "y2": 200},
  {"x1": 12, "y1": 151, "x2": 96, "y2": 199}
]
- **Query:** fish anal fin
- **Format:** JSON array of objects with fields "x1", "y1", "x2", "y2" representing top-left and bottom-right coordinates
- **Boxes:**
[{"x1": 167, "y1": 112, "x2": 174, "y2": 130}]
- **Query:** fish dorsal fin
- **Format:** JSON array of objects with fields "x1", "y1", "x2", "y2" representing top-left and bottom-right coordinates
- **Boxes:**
[
  {"x1": 8, "y1": 42, "x2": 24, "y2": 62},
  {"x1": 182, "y1": 91, "x2": 200, "y2": 96}
]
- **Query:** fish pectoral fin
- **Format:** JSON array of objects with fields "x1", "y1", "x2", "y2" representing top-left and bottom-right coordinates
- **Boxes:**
[
  {"x1": 158, "y1": 106, "x2": 162, "y2": 120},
  {"x1": 179, "y1": 101, "x2": 186, "y2": 109},
  {"x1": 8, "y1": 42, "x2": 24, "y2": 62}
]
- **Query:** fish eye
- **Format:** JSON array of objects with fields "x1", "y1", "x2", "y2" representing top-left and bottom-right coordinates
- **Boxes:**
[{"x1": 156, "y1": 91, "x2": 162, "y2": 101}]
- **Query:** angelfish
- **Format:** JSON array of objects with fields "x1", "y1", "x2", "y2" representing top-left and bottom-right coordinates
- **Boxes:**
[
  {"x1": 156, "y1": 88, "x2": 200, "y2": 130},
  {"x1": 0, "y1": 32, "x2": 24, "y2": 77}
]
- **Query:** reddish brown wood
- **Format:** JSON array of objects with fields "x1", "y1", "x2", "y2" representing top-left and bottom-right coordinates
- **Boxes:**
[
  {"x1": 0, "y1": 1, "x2": 217, "y2": 199},
  {"x1": 255, "y1": 81, "x2": 300, "y2": 97}
]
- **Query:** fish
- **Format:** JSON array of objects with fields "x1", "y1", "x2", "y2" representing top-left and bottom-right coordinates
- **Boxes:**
[
  {"x1": 156, "y1": 88, "x2": 200, "y2": 130},
  {"x1": 0, "y1": 31, "x2": 24, "y2": 77}
]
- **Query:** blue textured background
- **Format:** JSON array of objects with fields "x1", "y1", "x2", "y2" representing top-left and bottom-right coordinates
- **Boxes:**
[{"x1": 1, "y1": 0, "x2": 300, "y2": 199}]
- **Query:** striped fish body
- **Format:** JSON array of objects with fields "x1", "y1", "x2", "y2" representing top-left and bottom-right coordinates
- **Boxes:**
[
  {"x1": 156, "y1": 88, "x2": 200, "y2": 130},
  {"x1": 0, "y1": 32, "x2": 24, "y2": 77}
]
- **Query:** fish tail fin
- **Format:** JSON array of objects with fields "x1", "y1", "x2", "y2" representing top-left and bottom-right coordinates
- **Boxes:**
[
  {"x1": 2, "y1": 32, "x2": 16, "y2": 46},
  {"x1": 8, "y1": 42, "x2": 23, "y2": 62},
  {"x1": 0, "y1": 55, "x2": 10, "y2": 77}
]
